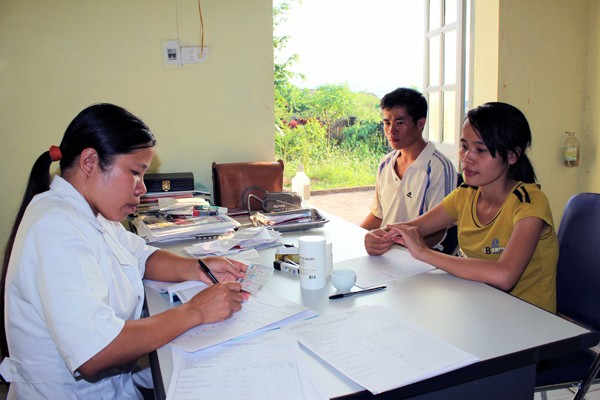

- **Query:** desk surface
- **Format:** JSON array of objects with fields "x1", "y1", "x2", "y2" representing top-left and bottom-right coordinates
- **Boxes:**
[{"x1": 146, "y1": 214, "x2": 598, "y2": 399}]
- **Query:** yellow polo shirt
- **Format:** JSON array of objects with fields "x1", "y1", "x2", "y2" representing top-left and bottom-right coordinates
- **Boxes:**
[{"x1": 442, "y1": 182, "x2": 558, "y2": 313}]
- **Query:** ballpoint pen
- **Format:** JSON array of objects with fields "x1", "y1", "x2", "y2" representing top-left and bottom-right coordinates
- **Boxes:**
[
  {"x1": 328, "y1": 286, "x2": 386, "y2": 300},
  {"x1": 198, "y1": 259, "x2": 219, "y2": 284}
]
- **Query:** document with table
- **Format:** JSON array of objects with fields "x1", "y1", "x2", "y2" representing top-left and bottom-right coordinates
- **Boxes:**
[
  {"x1": 167, "y1": 330, "x2": 323, "y2": 400},
  {"x1": 283, "y1": 305, "x2": 478, "y2": 395}
]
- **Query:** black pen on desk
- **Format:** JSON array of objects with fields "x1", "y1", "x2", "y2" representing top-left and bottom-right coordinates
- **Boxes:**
[
  {"x1": 329, "y1": 286, "x2": 386, "y2": 300},
  {"x1": 198, "y1": 259, "x2": 219, "y2": 284}
]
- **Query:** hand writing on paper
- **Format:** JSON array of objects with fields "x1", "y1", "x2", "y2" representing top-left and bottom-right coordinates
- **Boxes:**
[
  {"x1": 198, "y1": 256, "x2": 248, "y2": 284},
  {"x1": 185, "y1": 281, "x2": 245, "y2": 324}
]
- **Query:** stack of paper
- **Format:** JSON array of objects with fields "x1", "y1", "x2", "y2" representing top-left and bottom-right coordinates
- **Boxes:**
[
  {"x1": 130, "y1": 213, "x2": 239, "y2": 243},
  {"x1": 184, "y1": 227, "x2": 283, "y2": 257},
  {"x1": 169, "y1": 288, "x2": 316, "y2": 353}
]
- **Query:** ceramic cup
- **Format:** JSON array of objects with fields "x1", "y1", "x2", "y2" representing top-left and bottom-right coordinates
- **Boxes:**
[{"x1": 331, "y1": 269, "x2": 357, "y2": 292}]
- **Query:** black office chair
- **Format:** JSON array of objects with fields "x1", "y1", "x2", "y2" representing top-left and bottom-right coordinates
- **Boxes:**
[
  {"x1": 535, "y1": 193, "x2": 600, "y2": 399},
  {"x1": 438, "y1": 173, "x2": 463, "y2": 256}
]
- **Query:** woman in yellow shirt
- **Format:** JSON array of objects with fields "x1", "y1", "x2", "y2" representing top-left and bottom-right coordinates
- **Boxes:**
[{"x1": 365, "y1": 102, "x2": 558, "y2": 313}]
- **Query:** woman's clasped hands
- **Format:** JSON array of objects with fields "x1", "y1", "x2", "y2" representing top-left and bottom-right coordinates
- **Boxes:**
[{"x1": 365, "y1": 224, "x2": 429, "y2": 260}]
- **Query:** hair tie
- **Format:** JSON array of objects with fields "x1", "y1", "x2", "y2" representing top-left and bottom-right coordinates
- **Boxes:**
[{"x1": 49, "y1": 145, "x2": 62, "y2": 162}]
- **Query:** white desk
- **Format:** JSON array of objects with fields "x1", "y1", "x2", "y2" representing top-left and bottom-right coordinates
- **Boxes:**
[{"x1": 145, "y1": 214, "x2": 598, "y2": 400}]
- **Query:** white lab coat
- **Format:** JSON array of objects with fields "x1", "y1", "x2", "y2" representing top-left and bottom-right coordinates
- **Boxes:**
[{"x1": 0, "y1": 176, "x2": 158, "y2": 399}]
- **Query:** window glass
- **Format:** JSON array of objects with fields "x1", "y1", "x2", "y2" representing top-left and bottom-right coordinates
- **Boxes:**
[
  {"x1": 429, "y1": 35, "x2": 441, "y2": 86},
  {"x1": 427, "y1": 92, "x2": 441, "y2": 142},
  {"x1": 444, "y1": 30, "x2": 456, "y2": 85},
  {"x1": 429, "y1": 0, "x2": 442, "y2": 30},
  {"x1": 445, "y1": 0, "x2": 457, "y2": 25},
  {"x1": 443, "y1": 90, "x2": 456, "y2": 144}
]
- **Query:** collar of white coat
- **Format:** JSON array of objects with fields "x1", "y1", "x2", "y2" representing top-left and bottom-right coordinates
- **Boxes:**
[{"x1": 50, "y1": 176, "x2": 105, "y2": 233}]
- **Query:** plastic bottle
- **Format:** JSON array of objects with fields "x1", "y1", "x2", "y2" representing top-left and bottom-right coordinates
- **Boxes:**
[
  {"x1": 563, "y1": 131, "x2": 580, "y2": 167},
  {"x1": 292, "y1": 164, "x2": 311, "y2": 207},
  {"x1": 298, "y1": 236, "x2": 326, "y2": 290}
]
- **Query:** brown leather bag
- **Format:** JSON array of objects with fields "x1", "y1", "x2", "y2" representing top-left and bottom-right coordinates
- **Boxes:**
[{"x1": 211, "y1": 160, "x2": 284, "y2": 212}]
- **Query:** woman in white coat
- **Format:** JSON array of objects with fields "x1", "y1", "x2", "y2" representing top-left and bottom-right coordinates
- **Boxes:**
[{"x1": 0, "y1": 103, "x2": 248, "y2": 399}]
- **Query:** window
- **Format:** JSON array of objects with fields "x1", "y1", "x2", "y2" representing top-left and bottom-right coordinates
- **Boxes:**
[{"x1": 424, "y1": 0, "x2": 471, "y2": 168}]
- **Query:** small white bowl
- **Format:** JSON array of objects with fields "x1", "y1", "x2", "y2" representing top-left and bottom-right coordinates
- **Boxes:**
[{"x1": 331, "y1": 269, "x2": 357, "y2": 292}]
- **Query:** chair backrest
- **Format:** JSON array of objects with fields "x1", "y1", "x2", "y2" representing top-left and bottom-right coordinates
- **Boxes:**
[
  {"x1": 212, "y1": 160, "x2": 284, "y2": 212},
  {"x1": 556, "y1": 193, "x2": 600, "y2": 332}
]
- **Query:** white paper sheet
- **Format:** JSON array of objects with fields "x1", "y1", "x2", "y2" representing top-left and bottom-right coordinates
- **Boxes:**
[
  {"x1": 167, "y1": 330, "x2": 325, "y2": 400},
  {"x1": 169, "y1": 289, "x2": 313, "y2": 352},
  {"x1": 283, "y1": 305, "x2": 479, "y2": 395},
  {"x1": 333, "y1": 247, "x2": 436, "y2": 288}
]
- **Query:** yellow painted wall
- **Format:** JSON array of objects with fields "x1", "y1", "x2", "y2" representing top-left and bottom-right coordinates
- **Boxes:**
[
  {"x1": 473, "y1": 0, "x2": 597, "y2": 224},
  {"x1": 472, "y1": 0, "x2": 499, "y2": 105},
  {"x1": 0, "y1": 0, "x2": 274, "y2": 247},
  {"x1": 582, "y1": 0, "x2": 600, "y2": 192}
]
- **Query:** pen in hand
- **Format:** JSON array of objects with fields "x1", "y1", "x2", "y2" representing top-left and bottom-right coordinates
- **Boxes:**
[{"x1": 198, "y1": 259, "x2": 219, "y2": 284}]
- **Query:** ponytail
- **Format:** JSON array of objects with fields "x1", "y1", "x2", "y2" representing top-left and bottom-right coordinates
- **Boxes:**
[{"x1": 510, "y1": 153, "x2": 536, "y2": 183}]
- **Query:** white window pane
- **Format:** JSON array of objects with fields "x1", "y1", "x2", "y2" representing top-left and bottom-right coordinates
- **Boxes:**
[
  {"x1": 428, "y1": 92, "x2": 441, "y2": 142},
  {"x1": 429, "y1": 35, "x2": 441, "y2": 86},
  {"x1": 443, "y1": 90, "x2": 456, "y2": 144},
  {"x1": 429, "y1": 0, "x2": 442, "y2": 30},
  {"x1": 444, "y1": 30, "x2": 457, "y2": 84},
  {"x1": 444, "y1": 0, "x2": 457, "y2": 25}
]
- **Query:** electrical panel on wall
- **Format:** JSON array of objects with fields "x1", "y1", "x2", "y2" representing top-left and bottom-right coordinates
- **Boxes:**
[{"x1": 162, "y1": 40, "x2": 208, "y2": 68}]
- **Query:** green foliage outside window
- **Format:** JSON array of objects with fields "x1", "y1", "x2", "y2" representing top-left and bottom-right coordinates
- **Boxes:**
[{"x1": 274, "y1": 1, "x2": 388, "y2": 190}]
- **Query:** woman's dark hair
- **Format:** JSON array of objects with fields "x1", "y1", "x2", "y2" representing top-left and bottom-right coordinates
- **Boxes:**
[
  {"x1": 1, "y1": 103, "x2": 156, "y2": 358},
  {"x1": 380, "y1": 87, "x2": 428, "y2": 124},
  {"x1": 466, "y1": 102, "x2": 536, "y2": 183}
]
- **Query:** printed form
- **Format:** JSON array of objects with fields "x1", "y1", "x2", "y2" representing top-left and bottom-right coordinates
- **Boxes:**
[
  {"x1": 333, "y1": 247, "x2": 436, "y2": 288},
  {"x1": 283, "y1": 305, "x2": 479, "y2": 395},
  {"x1": 167, "y1": 330, "x2": 325, "y2": 400}
]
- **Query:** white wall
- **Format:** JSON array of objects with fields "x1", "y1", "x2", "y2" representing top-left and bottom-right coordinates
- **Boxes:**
[{"x1": 0, "y1": 0, "x2": 274, "y2": 248}]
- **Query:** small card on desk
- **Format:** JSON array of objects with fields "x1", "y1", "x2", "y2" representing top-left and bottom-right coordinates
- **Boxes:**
[{"x1": 238, "y1": 263, "x2": 272, "y2": 294}]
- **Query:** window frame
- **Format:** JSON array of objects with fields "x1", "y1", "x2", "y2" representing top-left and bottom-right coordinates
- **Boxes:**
[{"x1": 423, "y1": 0, "x2": 471, "y2": 169}]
